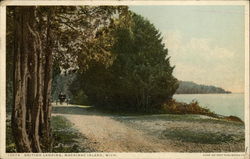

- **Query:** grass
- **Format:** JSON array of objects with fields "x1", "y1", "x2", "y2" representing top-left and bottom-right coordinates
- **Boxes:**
[
  {"x1": 120, "y1": 113, "x2": 244, "y2": 126},
  {"x1": 6, "y1": 116, "x2": 89, "y2": 153},
  {"x1": 161, "y1": 128, "x2": 245, "y2": 144},
  {"x1": 6, "y1": 119, "x2": 16, "y2": 152},
  {"x1": 55, "y1": 99, "x2": 243, "y2": 125},
  {"x1": 51, "y1": 116, "x2": 87, "y2": 152},
  {"x1": 107, "y1": 99, "x2": 244, "y2": 125}
]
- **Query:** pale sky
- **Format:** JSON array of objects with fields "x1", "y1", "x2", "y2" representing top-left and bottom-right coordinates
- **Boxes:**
[{"x1": 129, "y1": 5, "x2": 245, "y2": 93}]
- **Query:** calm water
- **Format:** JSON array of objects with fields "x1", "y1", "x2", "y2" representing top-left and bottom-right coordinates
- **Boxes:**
[{"x1": 173, "y1": 93, "x2": 244, "y2": 121}]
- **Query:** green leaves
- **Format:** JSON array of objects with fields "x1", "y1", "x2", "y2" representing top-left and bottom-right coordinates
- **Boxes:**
[
  {"x1": 79, "y1": 13, "x2": 179, "y2": 112},
  {"x1": 46, "y1": 6, "x2": 129, "y2": 72}
]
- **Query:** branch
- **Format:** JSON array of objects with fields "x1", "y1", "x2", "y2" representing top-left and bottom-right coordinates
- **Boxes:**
[{"x1": 55, "y1": 19, "x2": 78, "y2": 32}]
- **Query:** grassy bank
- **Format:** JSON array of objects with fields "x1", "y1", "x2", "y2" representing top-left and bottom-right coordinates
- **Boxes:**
[
  {"x1": 6, "y1": 116, "x2": 92, "y2": 153},
  {"x1": 161, "y1": 100, "x2": 217, "y2": 117},
  {"x1": 114, "y1": 113, "x2": 245, "y2": 152},
  {"x1": 160, "y1": 99, "x2": 244, "y2": 123},
  {"x1": 162, "y1": 128, "x2": 244, "y2": 144},
  {"x1": 90, "y1": 99, "x2": 243, "y2": 124}
]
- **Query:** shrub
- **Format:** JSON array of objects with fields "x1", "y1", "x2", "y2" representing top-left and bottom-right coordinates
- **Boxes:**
[{"x1": 161, "y1": 99, "x2": 218, "y2": 118}]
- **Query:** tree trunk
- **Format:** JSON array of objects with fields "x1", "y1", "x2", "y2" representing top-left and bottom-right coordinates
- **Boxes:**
[
  {"x1": 12, "y1": 7, "x2": 34, "y2": 152},
  {"x1": 42, "y1": 8, "x2": 54, "y2": 151},
  {"x1": 11, "y1": 6, "x2": 53, "y2": 152}
]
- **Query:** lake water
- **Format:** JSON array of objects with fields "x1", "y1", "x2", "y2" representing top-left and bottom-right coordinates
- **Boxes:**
[{"x1": 173, "y1": 93, "x2": 244, "y2": 121}]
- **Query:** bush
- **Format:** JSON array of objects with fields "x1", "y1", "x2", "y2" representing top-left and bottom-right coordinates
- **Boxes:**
[
  {"x1": 161, "y1": 99, "x2": 218, "y2": 118},
  {"x1": 70, "y1": 89, "x2": 90, "y2": 105}
]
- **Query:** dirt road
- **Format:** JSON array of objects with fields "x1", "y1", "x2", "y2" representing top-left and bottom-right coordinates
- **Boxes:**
[
  {"x1": 52, "y1": 105, "x2": 244, "y2": 152},
  {"x1": 53, "y1": 105, "x2": 175, "y2": 152}
]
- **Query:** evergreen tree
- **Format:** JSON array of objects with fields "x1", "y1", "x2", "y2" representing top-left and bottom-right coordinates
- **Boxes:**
[{"x1": 81, "y1": 13, "x2": 179, "y2": 112}]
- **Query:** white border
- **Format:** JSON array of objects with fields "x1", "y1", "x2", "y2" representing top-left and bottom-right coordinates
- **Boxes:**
[
  {"x1": 0, "y1": 0, "x2": 249, "y2": 6},
  {"x1": 244, "y1": 1, "x2": 250, "y2": 158},
  {"x1": 0, "y1": 1, "x2": 249, "y2": 159},
  {"x1": 0, "y1": 3, "x2": 6, "y2": 159}
]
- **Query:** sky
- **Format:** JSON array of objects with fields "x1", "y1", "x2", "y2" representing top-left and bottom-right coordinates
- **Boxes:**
[{"x1": 129, "y1": 5, "x2": 245, "y2": 93}]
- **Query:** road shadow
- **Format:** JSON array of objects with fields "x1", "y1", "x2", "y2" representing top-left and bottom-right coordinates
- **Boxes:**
[{"x1": 52, "y1": 105, "x2": 107, "y2": 116}]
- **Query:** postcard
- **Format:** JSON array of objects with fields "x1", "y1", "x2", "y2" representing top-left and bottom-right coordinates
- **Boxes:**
[{"x1": 0, "y1": 0, "x2": 249, "y2": 159}]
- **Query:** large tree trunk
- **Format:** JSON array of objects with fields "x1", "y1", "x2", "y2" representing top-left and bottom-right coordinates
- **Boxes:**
[
  {"x1": 12, "y1": 7, "x2": 34, "y2": 152},
  {"x1": 42, "y1": 8, "x2": 54, "y2": 152},
  {"x1": 11, "y1": 6, "x2": 53, "y2": 152}
]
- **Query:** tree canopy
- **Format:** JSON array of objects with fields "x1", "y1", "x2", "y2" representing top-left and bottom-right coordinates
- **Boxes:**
[
  {"x1": 73, "y1": 13, "x2": 179, "y2": 112},
  {"x1": 7, "y1": 6, "x2": 129, "y2": 152}
]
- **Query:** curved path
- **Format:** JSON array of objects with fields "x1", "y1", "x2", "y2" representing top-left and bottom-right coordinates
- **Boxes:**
[
  {"x1": 52, "y1": 105, "x2": 175, "y2": 152},
  {"x1": 52, "y1": 104, "x2": 244, "y2": 152}
]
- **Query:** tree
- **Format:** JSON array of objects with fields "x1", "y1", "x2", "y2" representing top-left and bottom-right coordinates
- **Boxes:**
[
  {"x1": 12, "y1": 6, "x2": 42, "y2": 152},
  {"x1": 8, "y1": 6, "x2": 128, "y2": 152},
  {"x1": 11, "y1": 6, "x2": 56, "y2": 152},
  {"x1": 80, "y1": 13, "x2": 179, "y2": 112}
]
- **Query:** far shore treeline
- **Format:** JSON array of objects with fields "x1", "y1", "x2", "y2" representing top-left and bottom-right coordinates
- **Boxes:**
[{"x1": 176, "y1": 81, "x2": 231, "y2": 94}]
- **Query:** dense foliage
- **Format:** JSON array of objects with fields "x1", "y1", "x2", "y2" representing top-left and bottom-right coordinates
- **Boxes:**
[
  {"x1": 72, "y1": 14, "x2": 179, "y2": 112},
  {"x1": 176, "y1": 81, "x2": 231, "y2": 94},
  {"x1": 6, "y1": 6, "x2": 129, "y2": 152}
]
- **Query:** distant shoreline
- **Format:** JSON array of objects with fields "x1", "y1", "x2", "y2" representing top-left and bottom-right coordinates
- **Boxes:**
[
  {"x1": 174, "y1": 92, "x2": 244, "y2": 95},
  {"x1": 175, "y1": 93, "x2": 231, "y2": 95},
  {"x1": 176, "y1": 81, "x2": 232, "y2": 94}
]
